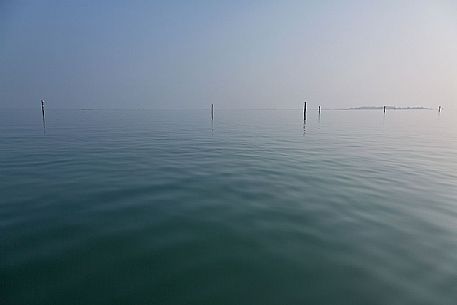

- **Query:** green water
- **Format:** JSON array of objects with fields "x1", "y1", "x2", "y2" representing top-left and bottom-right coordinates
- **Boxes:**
[{"x1": 1, "y1": 109, "x2": 456, "y2": 304}]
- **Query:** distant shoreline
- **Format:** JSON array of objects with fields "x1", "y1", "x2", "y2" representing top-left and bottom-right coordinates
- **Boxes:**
[{"x1": 342, "y1": 106, "x2": 432, "y2": 110}]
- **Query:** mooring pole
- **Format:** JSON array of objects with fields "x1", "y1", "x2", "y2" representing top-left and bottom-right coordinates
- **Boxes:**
[
  {"x1": 319, "y1": 106, "x2": 321, "y2": 114},
  {"x1": 383, "y1": 106, "x2": 386, "y2": 113},
  {"x1": 41, "y1": 99, "x2": 46, "y2": 134},
  {"x1": 438, "y1": 106, "x2": 441, "y2": 113},
  {"x1": 211, "y1": 104, "x2": 214, "y2": 120},
  {"x1": 41, "y1": 99, "x2": 45, "y2": 118},
  {"x1": 304, "y1": 101, "x2": 307, "y2": 120}
]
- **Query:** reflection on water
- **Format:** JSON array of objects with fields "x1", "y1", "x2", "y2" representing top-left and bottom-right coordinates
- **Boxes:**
[
  {"x1": 303, "y1": 117, "x2": 306, "y2": 135},
  {"x1": 1, "y1": 109, "x2": 457, "y2": 305}
]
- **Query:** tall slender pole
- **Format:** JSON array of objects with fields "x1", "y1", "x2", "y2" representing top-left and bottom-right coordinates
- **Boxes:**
[
  {"x1": 438, "y1": 106, "x2": 441, "y2": 113},
  {"x1": 41, "y1": 99, "x2": 46, "y2": 134},
  {"x1": 383, "y1": 106, "x2": 386, "y2": 113},
  {"x1": 303, "y1": 101, "x2": 307, "y2": 120},
  {"x1": 211, "y1": 104, "x2": 214, "y2": 120},
  {"x1": 318, "y1": 106, "x2": 321, "y2": 114}
]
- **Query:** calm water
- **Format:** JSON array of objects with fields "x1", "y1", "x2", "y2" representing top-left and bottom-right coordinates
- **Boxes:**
[{"x1": 1, "y1": 109, "x2": 456, "y2": 305}]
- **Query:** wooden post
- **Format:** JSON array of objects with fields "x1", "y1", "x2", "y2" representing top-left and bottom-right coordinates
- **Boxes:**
[
  {"x1": 303, "y1": 102, "x2": 307, "y2": 120},
  {"x1": 383, "y1": 106, "x2": 386, "y2": 113},
  {"x1": 41, "y1": 99, "x2": 45, "y2": 118},
  {"x1": 318, "y1": 106, "x2": 321, "y2": 114},
  {"x1": 41, "y1": 99, "x2": 46, "y2": 134},
  {"x1": 438, "y1": 106, "x2": 441, "y2": 112},
  {"x1": 211, "y1": 104, "x2": 214, "y2": 120}
]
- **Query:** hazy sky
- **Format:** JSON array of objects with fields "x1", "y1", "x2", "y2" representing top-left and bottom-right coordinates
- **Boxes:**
[{"x1": 1, "y1": 0, "x2": 456, "y2": 109}]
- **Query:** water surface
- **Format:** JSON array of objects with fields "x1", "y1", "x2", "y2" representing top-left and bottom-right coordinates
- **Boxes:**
[{"x1": 1, "y1": 109, "x2": 456, "y2": 304}]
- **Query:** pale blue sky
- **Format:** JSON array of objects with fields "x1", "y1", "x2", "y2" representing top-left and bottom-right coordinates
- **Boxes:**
[{"x1": 1, "y1": 0, "x2": 456, "y2": 109}]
